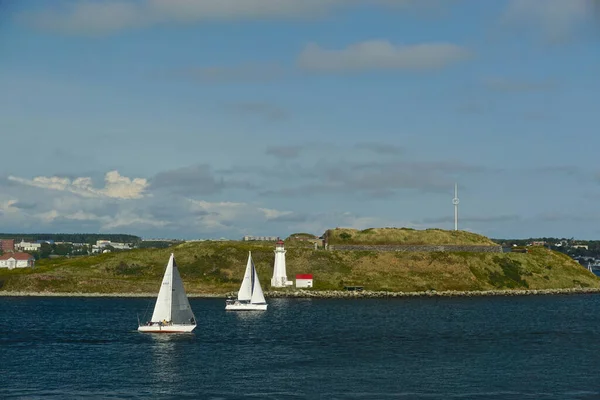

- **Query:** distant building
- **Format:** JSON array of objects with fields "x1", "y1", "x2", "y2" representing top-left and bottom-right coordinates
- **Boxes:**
[
  {"x1": 531, "y1": 241, "x2": 546, "y2": 246},
  {"x1": 243, "y1": 236, "x2": 279, "y2": 242},
  {"x1": 573, "y1": 244, "x2": 589, "y2": 250},
  {"x1": 15, "y1": 241, "x2": 41, "y2": 252},
  {"x1": 0, "y1": 239, "x2": 15, "y2": 252},
  {"x1": 91, "y1": 241, "x2": 132, "y2": 253},
  {"x1": 295, "y1": 274, "x2": 313, "y2": 288},
  {"x1": 110, "y1": 242, "x2": 132, "y2": 250},
  {"x1": 0, "y1": 252, "x2": 35, "y2": 269}
]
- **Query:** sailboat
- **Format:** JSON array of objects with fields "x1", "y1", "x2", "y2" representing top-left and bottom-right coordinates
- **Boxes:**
[
  {"x1": 138, "y1": 253, "x2": 197, "y2": 333},
  {"x1": 225, "y1": 251, "x2": 268, "y2": 311}
]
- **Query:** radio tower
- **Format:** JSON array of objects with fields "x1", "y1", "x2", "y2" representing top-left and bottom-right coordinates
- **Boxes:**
[{"x1": 453, "y1": 183, "x2": 459, "y2": 231}]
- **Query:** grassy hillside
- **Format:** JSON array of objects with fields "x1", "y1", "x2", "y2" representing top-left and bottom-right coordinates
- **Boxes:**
[
  {"x1": 0, "y1": 239, "x2": 598, "y2": 294},
  {"x1": 325, "y1": 227, "x2": 498, "y2": 246}
]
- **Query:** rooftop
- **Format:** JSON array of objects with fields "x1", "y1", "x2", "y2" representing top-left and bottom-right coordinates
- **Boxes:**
[{"x1": 0, "y1": 252, "x2": 35, "y2": 261}]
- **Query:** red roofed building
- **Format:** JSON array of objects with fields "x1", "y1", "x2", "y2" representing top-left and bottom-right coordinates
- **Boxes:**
[
  {"x1": 0, "y1": 239, "x2": 15, "y2": 252},
  {"x1": 295, "y1": 274, "x2": 313, "y2": 288},
  {"x1": 0, "y1": 252, "x2": 35, "y2": 269}
]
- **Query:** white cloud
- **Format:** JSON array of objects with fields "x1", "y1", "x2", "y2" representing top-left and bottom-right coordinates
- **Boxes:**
[
  {"x1": 0, "y1": 200, "x2": 19, "y2": 214},
  {"x1": 102, "y1": 171, "x2": 149, "y2": 199},
  {"x1": 187, "y1": 199, "x2": 254, "y2": 231},
  {"x1": 8, "y1": 170, "x2": 148, "y2": 200},
  {"x1": 187, "y1": 200, "x2": 300, "y2": 232},
  {"x1": 259, "y1": 207, "x2": 293, "y2": 220},
  {"x1": 36, "y1": 210, "x2": 61, "y2": 223},
  {"x1": 26, "y1": 206, "x2": 168, "y2": 231},
  {"x1": 101, "y1": 213, "x2": 169, "y2": 230},
  {"x1": 297, "y1": 40, "x2": 470, "y2": 72},
  {"x1": 18, "y1": 0, "x2": 426, "y2": 35},
  {"x1": 502, "y1": 0, "x2": 595, "y2": 41}
]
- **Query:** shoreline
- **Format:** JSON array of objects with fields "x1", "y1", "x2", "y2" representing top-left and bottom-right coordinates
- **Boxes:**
[{"x1": 2, "y1": 287, "x2": 600, "y2": 298}]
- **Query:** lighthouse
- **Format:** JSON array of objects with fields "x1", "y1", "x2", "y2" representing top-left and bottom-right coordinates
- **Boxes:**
[{"x1": 271, "y1": 240, "x2": 292, "y2": 288}]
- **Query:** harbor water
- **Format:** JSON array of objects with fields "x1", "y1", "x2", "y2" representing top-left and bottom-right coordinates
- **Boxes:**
[{"x1": 2, "y1": 295, "x2": 600, "y2": 399}]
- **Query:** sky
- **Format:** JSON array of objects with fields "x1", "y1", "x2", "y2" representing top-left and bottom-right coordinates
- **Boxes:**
[{"x1": 0, "y1": 0, "x2": 599, "y2": 240}]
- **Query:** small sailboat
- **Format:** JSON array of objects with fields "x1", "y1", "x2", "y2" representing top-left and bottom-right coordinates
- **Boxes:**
[
  {"x1": 225, "y1": 251, "x2": 268, "y2": 311},
  {"x1": 138, "y1": 253, "x2": 197, "y2": 333}
]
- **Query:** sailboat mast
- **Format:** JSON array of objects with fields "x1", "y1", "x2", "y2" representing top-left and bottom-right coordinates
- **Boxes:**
[
  {"x1": 167, "y1": 259, "x2": 174, "y2": 322},
  {"x1": 251, "y1": 256, "x2": 255, "y2": 295}
]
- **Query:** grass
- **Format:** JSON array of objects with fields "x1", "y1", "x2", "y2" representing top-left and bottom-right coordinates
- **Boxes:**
[
  {"x1": 0, "y1": 238, "x2": 598, "y2": 294},
  {"x1": 325, "y1": 227, "x2": 498, "y2": 246}
]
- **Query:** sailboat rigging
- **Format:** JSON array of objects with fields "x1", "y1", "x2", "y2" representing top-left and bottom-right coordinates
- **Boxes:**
[
  {"x1": 138, "y1": 253, "x2": 197, "y2": 333},
  {"x1": 225, "y1": 251, "x2": 268, "y2": 311}
]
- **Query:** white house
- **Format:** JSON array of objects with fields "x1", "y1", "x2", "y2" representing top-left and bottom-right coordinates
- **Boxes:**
[
  {"x1": 295, "y1": 274, "x2": 313, "y2": 288},
  {"x1": 0, "y1": 252, "x2": 35, "y2": 269}
]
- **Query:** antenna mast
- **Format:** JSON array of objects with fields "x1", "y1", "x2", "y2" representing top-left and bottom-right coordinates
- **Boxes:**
[{"x1": 452, "y1": 183, "x2": 459, "y2": 231}]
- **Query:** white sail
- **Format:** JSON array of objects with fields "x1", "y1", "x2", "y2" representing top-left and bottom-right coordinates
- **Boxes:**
[
  {"x1": 237, "y1": 252, "x2": 253, "y2": 301},
  {"x1": 150, "y1": 254, "x2": 174, "y2": 322},
  {"x1": 250, "y1": 258, "x2": 266, "y2": 304},
  {"x1": 169, "y1": 256, "x2": 195, "y2": 324}
]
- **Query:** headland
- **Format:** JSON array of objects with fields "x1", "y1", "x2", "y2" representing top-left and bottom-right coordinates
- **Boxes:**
[{"x1": 0, "y1": 227, "x2": 598, "y2": 297}]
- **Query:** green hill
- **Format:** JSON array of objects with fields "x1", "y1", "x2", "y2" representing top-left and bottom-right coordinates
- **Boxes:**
[
  {"x1": 325, "y1": 227, "x2": 498, "y2": 246},
  {"x1": 0, "y1": 228, "x2": 598, "y2": 295}
]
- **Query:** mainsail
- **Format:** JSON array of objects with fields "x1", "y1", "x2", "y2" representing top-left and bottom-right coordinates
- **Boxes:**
[
  {"x1": 237, "y1": 252, "x2": 254, "y2": 301},
  {"x1": 236, "y1": 252, "x2": 266, "y2": 304},
  {"x1": 150, "y1": 254, "x2": 195, "y2": 324}
]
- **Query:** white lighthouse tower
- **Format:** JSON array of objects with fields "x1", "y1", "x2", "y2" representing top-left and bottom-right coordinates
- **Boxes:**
[{"x1": 271, "y1": 240, "x2": 292, "y2": 288}]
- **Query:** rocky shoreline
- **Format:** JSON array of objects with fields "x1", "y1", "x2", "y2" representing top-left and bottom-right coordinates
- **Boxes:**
[
  {"x1": 2, "y1": 287, "x2": 600, "y2": 298},
  {"x1": 263, "y1": 287, "x2": 600, "y2": 298}
]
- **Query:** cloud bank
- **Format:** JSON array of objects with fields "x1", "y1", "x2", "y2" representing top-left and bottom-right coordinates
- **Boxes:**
[
  {"x1": 17, "y1": 0, "x2": 430, "y2": 35},
  {"x1": 298, "y1": 40, "x2": 470, "y2": 72}
]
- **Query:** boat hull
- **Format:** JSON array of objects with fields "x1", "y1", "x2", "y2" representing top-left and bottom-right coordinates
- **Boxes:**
[
  {"x1": 225, "y1": 303, "x2": 268, "y2": 311},
  {"x1": 138, "y1": 324, "x2": 196, "y2": 333}
]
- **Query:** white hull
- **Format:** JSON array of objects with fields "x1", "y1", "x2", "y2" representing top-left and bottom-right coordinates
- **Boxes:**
[
  {"x1": 138, "y1": 324, "x2": 196, "y2": 333},
  {"x1": 225, "y1": 303, "x2": 268, "y2": 311}
]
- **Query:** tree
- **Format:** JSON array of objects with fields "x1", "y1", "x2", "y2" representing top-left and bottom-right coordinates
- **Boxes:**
[
  {"x1": 39, "y1": 243, "x2": 53, "y2": 259},
  {"x1": 54, "y1": 243, "x2": 72, "y2": 256}
]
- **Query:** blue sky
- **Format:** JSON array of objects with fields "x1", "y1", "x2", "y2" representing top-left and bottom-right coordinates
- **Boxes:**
[{"x1": 1, "y1": 0, "x2": 599, "y2": 240}]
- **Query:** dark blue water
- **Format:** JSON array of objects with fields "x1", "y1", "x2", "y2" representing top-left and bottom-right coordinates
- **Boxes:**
[{"x1": 2, "y1": 295, "x2": 600, "y2": 399}]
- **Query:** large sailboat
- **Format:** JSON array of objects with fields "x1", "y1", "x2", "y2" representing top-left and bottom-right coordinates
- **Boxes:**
[
  {"x1": 225, "y1": 251, "x2": 268, "y2": 311},
  {"x1": 138, "y1": 253, "x2": 197, "y2": 333}
]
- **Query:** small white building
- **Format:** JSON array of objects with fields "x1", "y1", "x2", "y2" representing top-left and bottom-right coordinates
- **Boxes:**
[
  {"x1": 295, "y1": 274, "x2": 313, "y2": 288},
  {"x1": 0, "y1": 252, "x2": 35, "y2": 269}
]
